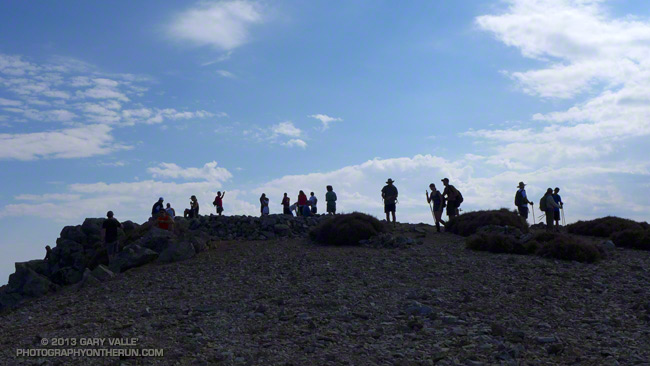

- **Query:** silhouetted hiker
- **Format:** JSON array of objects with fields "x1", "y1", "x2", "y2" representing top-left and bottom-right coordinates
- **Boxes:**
[
  {"x1": 297, "y1": 191, "x2": 308, "y2": 217},
  {"x1": 302, "y1": 202, "x2": 312, "y2": 217},
  {"x1": 309, "y1": 192, "x2": 318, "y2": 214},
  {"x1": 326, "y1": 185, "x2": 337, "y2": 215},
  {"x1": 184, "y1": 195, "x2": 199, "y2": 218},
  {"x1": 44, "y1": 245, "x2": 52, "y2": 261},
  {"x1": 427, "y1": 183, "x2": 446, "y2": 232},
  {"x1": 213, "y1": 191, "x2": 226, "y2": 216},
  {"x1": 515, "y1": 182, "x2": 534, "y2": 220},
  {"x1": 281, "y1": 193, "x2": 292, "y2": 215},
  {"x1": 166, "y1": 203, "x2": 176, "y2": 218},
  {"x1": 382, "y1": 178, "x2": 398, "y2": 224},
  {"x1": 152, "y1": 197, "x2": 164, "y2": 217},
  {"x1": 101, "y1": 211, "x2": 122, "y2": 264},
  {"x1": 260, "y1": 193, "x2": 270, "y2": 216},
  {"x1": 157, "y1": 209, "x2": 174, "y2": 231},
  {"x1": 540, "y1": 188, "x2": 561, "y2": 231},
  {"x1": 553, "y1": 187, "x2": 563, "y2": 229},
  {"x1": 442, "y1": 178, "x2": 462, "y2": 219}
]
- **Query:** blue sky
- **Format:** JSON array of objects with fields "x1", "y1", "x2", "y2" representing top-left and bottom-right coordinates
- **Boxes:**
[{"x1": 1, "y1": 0, "x2": 650, "y2": 284}]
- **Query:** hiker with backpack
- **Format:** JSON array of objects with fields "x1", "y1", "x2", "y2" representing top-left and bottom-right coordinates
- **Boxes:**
[
  {"x1": 281, "y1": 193, "x2": 292, "y2": 215},
  {"x1": 381, "y1": 178, "x2": 398, "y2": 224},
  {"x1": 515, "y1": 182, "x2": 534, "y2": 220},
  {"x1": 540, "y1": 188, "x2": 561, "y2": 231},
  {"x1": 213, "y1": 191, "x2": 226, "y2": 216},
  {"x1": 552, "y1": 187, "x2": 563, "y2": 230},
  {"x1": 441, "y1": 178, "x2": 463, "y2": 219},
  {"x1": 426, "y1": 183, "x2": 446, "y2": 232}
]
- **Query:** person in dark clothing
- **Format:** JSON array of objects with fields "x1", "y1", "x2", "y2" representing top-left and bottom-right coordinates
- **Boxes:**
[
  {"x1": 427, "y1": 183, "x2": 446, "y2": 232},
  {"x1": 184, "y1": 195, "x2": 199, "y2": 218},
  {"x1": 44, "y1": 245, "x2": 52, "y2": 261},
  {"x1": 541, "y1": 188, "x2": 561, "y2": 232},
  {"x1": 381, "y1": 178, "x2": 398, "y2": 224},
  {"x1": 281, "y1": 193, "x2": 292, "y2": 215},
  {"x1": 101, "y1": 211, "x2": 122, "y2": 264},
  {"x1": 260, "y1": 193, "x2": 270, "y2": 216},
  {"x1": 441, "y1": 178, "x2": 460, "y2": 219},
  {"x1": 151, "y1": 197, "x2": 164, "y2": 216},
  {"x1": 553, "y1": 187, "x2": 563, "y2": 230},
  {"x1": 213, "y1": 191, "x2": 225, "y2": 216},
  {"x1": 515, "y1": 182, "x2": 534, "y2": 220}
]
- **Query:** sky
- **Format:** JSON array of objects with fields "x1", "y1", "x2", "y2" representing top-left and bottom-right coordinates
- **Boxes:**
[{"x1": 1, "y1": 0, "x2": 650, "y2": 284}]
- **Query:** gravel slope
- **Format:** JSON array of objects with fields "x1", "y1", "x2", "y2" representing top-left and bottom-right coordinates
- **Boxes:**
[{"x1": 1, "y1": 225, "x2": 649, "y2": 366}]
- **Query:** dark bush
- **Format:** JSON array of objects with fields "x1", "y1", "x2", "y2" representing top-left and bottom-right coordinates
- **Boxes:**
[
  {"x1": 466, "y1": 234, "x2": 537, "y2": 255},
  {"x1": 447, "y1": 209, "x2": 529, "y2": 237},
  {"x1": 536, "y1": 236, "x2": 603, "y2": 263},
  {"x1": 309, "y1": 212, "x2": 386, "y2": 246},
  {"x1": 566, "y1": 216, "x2": 647, "y2": 237},
  {"x1": 610, "y1": 230, "x2": 650, "y2": 251},
  {"x1": 532, "y1": 231, "x2": 559, "y2": 243}
]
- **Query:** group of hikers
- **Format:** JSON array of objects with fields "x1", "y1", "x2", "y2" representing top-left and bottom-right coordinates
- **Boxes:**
[
  {"x1": 515, "y1": 182, "x2": 564, "y2": 232},
  {"x1": 87, "y1": 178, "x2": 566, "y2": 265}
]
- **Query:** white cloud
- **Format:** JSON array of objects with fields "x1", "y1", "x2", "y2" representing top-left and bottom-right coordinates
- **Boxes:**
[
  {"x1": 309, "y1": 114, "x2": 342, "y2": 130},
  {"x1": 0, "y1": 124, "x2": 128, "y2": 160},
  {"x1": 283, "y1": 138, "x2": 307, "y2": 149},
  {"x1": 15, "y1": 193, "x2": 81, "y2": 201},
  {"x1": 148, "y1": 161, "x2": 233, "y2": 182},
  {"x1": 0, "y1": 98, "x2": 22, "y2": 106},
  {"x1": 216, "y1": 69, "x2": 236, "y2": 78},
  {"x1": 272, "y1": 121, "x2": 302, "y2": 137},
  {"x1": 169, "y1": 0, "x2": 264, "y2": 50}
]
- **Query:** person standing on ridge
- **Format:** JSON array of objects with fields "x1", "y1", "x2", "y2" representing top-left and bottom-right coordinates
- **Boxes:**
[
  {"x1": 552, "y1": 187, "x2": 563, "y2": 230},
  {"x1": 541, "y1": 188, "x2": 561, "y2": 231},
  {"x1": 297, "y1": 190, "x2": 308, "y2": 217},
  {"x1": 325, "y1": 185, "x2": 337, "y2": 215},
  {"x1": 152, "y1": 197, "x2": 164, "y2": 217},
  {"x1": 260, "y1": 193, "x2": 270, "y2": 216},
  {"x1": 213, "y1": 191, "x2": 226, "y2": 216},
  {"x1": 427, "y1": 183, "x2": 446, "y2": 232},
  {"x1": 281, "y1": 193, "x2": 292, "y2": 215},
  {"x1": 101, "y1": 211, "x2": 123, "y2": 264},
  {"x1": 381, "y1": 178, "x2": 398, "y2": 224},
  {"x1": 441, "y1": 178, "x2": 462, "y2": 219},
  {"x1": 309, "y1": 192, "x2": 318, "y2": 214},
  {"x1": 515, "y1": 182, "x2": 534, "y2": 220}
]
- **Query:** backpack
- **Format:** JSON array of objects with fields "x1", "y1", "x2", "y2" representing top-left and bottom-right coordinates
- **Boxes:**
[
  {"x1": 539, "y1": 195, "x2": 548, "y2": 212},
  {"x1": 515, "y1": 191, "x2": 524, "y2": 206},
  {"x1": 456, "y1": 189, "x2": 464, "y2": 206}
]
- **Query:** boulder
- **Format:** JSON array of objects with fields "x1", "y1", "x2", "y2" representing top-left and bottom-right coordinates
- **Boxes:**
[
  {"x1": 138, "y1": 227, "x2": 175, "y2": 253},
  {"x1": 81, "y1": 218, "x2": 105, "y2": 236},
  {"x1": 91, "y1": 264, "x2": 115, "y2": 281},
  {"x1": 158, "y1": 241, "x2": 196, "y2": 263},
  {"x1": 16, "y1": 260, "x2": 51, "y2": 278},
  {"x1": 51, "y1": 267, "x2": 83, "y2": 286},
  {"x1": 0, "y1": 291, "x2": 23, "y2": 311},
  {"x1": 121, "y1": 220, "x2": 138, "y2": 233},
  {"x1": 77, "y1": 268, "x2": 101, "y2": 290},
  {"x1": 59, "y1": 225, "x2": 86, "y2": 244},
  {"x1": 600, "y1": 240, "x2": 616, "y2": 250},
  {"x1": 109, "y1": 244, "x2": 158, "y2": 273},
  {"x1": 189, "y1": 236, "x2": 208, "y2": 253},
  {"x1": 7, "y1": 266, "x2": 59, "y2": 298},
  {"x1": 274, "y1": 224, "x2": 291, "y2": 236}
]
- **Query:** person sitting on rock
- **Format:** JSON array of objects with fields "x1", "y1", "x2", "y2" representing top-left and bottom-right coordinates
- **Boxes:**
[
  {"x1": 151, "y1": 197, "x2": 164, "y2": 217},
  {"x1": 326, "y1": 185, "x2": 337, "y2": 215},
  {"x1": 101, "y1": 211, "x2": 123, "y2": 264},
  {"x1": 184, "y1": 195, "x2": 199, "y2": 218},
  {"x1": 289, "y1": 203, "x2": 298, "y2": 216},
  {"x1": 44, "y1": 245, "x2": 52, "y2": 261},
  {"x1": 157, "y1": 209, "x2": 174, "y2": 231},
  {"x1": 165, "y1": 203, "x2": 176, "y2": 218},
  {"x1": 302, "y1": 202, "x2": 312, "y2": 217}
]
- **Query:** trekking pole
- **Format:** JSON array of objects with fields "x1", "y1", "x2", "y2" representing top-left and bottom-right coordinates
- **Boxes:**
[
  {"x1": 531, "y1": 204, "x2": 536, "y2": 224},
  {"x1": 561, "y1": 206, "x2": 566, "y2": 226},
  {"x1": 426, "y1": 191, "x2": 436, "y2": 223}
]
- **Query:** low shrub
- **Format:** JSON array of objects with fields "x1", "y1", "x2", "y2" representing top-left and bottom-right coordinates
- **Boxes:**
[
  {"x1": 447, "y1": 209, "x2": 529, "y2": 237},
  {"x1": 466, "y1": 233, "x2": 537, "y2": 255},
  {"x1": 309, "y1": 212, "x2": 386, "y2": 246},
  {"x1": 610, "y1": 230, "x2": 650, "y2": 251},
  {"x1": 467, "y1": 232, "x2": 603, "y2": 263},
  {"x1": 566, "y1": 216, "x2": 647, "y2": 237},
  {"x1": 536, "y1": 236, "x2": 603, "y2": 263}
]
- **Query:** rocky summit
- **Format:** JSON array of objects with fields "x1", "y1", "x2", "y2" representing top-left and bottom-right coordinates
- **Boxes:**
[{"x1": 0, "y1": 217, "x2": 649, "y2": 365}]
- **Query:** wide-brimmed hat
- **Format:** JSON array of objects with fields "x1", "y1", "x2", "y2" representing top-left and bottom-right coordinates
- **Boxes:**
[
  {"x1": 386, "y1": 178, "x2": 395, "y2": 184},
  {"x1": 517, "y1": 182, "x2": 526, "y2": 188}
]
